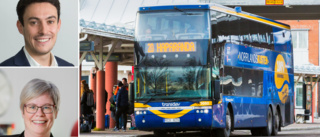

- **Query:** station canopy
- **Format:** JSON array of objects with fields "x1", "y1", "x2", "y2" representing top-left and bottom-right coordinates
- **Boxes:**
[{"x1": 80, "y1": 0, "x2": 320, "y2": 78}]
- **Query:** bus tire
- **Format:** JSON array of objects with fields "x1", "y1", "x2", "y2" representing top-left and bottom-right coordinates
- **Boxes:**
[
  {"x1": 272, "y1": 109, "x2": 280, "y2": 136},
  {"x1": 153, "y1": 130, "x2": 167, "y2": 137},
  {"x1": 262, "y1": 107, "x2": 273, "y2": 136},
  {"x1": 216, "y1": 108, "x2": 231, "y2": 137}
]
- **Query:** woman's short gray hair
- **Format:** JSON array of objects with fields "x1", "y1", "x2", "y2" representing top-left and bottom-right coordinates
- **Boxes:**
[{"x1": 20, "y1": 78, "x2": 60, "y2": 112}]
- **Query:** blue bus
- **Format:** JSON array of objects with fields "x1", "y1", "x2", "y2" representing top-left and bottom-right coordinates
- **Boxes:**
[{"x1": 133, "y1": 3, "x2": 294, "y2": 137}]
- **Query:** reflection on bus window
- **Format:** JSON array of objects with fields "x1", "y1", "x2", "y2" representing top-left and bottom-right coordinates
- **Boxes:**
[
  {"x1": 221, "y1": 66, "x2": 263, "y2": 97},
  {"x1": 136, "y1": 10, "x2": 210, "y2": 41},
  {"x1": 134, "y1": 66, "x2": 211, "y2": 100}
]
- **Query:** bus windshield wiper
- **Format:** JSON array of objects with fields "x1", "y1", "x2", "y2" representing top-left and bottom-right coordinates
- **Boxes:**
[
  {"x1": 174, "y1": 7, "x2": 195, "y2": 15},
  {"x1": 143, "y1": 92, "x2": 165, "y2": 104},
  {"x1": 144, "y1": 97, "x2": 154, "y2": 105},
  {"x1": 170, "y1": 98, "x2": 198, "y2": 103},
  {"x1": 143, "y1": 92, "x2": 175, "y2": 104}
]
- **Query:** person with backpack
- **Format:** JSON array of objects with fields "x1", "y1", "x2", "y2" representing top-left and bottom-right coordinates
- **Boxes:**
[
  {"x1": 81, "y1": 84, "x2": 92, "y2": 115},
  {"x1": 109, "y1": 85, "x2": 117, "y2": 122},
  {"x1": 114, "y1": 82, "x2": 129, "y2": 132},
  {"x1": 80, "y1": 84, "x2": 94, "y2": 132}
]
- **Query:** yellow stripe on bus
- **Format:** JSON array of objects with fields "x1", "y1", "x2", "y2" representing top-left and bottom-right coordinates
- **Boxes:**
[
  {"x1": 135, "y1": 103, "x2": 151, "y2": 108},
  {"x1": 211, "y1": 6, "x2": 290, "y2": 30},
  {"x1": 150, "y1": 109, "x2": 192, "y2": 118},
  {"x1": 134, "y1": 101, "x2": 212, "y2": 108},
  {"x1": 134, "y1": 101, "x2": 212, "y2": 118}
]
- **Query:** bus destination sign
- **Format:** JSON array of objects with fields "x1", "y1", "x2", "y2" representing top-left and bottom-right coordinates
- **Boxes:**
[
  {"x1": 265, "y1": 0, "x2": 283, "y2": 5},
  {"x1": 145, "y1": 42, "x2": 196, "y2": 53}
]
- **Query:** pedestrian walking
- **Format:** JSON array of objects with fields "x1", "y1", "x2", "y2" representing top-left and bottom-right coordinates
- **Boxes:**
[{"x1": 114, "y1": 82, "x2": 129, "y2": 132}]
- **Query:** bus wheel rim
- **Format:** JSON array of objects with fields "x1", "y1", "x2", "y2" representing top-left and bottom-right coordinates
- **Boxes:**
[
  {"x1": 268, "y1": 111, "x2": 272, "y2": 132},
  {"x1": 226, "y1": 109, "x2": 231, "y2": 133}
]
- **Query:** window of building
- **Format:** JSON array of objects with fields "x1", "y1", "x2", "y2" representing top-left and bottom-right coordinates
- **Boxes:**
[
  {"x1": 295, "y1": 84, "x2": 303, "y2": 108},
  {"x1": 291, "y1": 29, "x2": 308, "y2": 49},
  {"x1": 291, "y1": 29, "x2": 309, "y2": 65}
]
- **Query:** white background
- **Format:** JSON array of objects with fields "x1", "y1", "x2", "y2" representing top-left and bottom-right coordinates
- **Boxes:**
[
  {"x1": 0, "y1": 68, "x2": 78, "y2": 136},
  {"x1": 0, "y1": 0, "x2": 78, "y2": 66}
]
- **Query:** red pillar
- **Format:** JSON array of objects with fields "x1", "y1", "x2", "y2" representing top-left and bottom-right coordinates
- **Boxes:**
[
  {"x1": 105, "y1": 62, "x2": 118, "y2": 128},
  {"x1": 96, "y1": 71, "x2": 105, "y2": 129},
  {"x1": 90, "y1": 68, "x2": 97, "y2": 103}
]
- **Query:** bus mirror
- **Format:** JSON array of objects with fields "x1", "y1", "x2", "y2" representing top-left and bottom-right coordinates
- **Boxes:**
[
  {"x1": 214, "y1": 80, "x2": 221, "y2": 102},
  {"x1": 128, "y1": 81, "x2": 135, "y2": 115}
]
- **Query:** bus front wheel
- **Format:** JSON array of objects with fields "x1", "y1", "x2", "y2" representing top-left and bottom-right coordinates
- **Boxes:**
[{"x1": 215, "y1": 108, "x2": 231, "y2": 137}]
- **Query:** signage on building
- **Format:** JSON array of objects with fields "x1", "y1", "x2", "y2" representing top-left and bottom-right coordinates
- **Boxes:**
[
  {"x1": 80, "y1": 41, "x2": 94, "y2": 51},
  {"x1": 266, "y1": 0, "x2": 284, "y2": 5},
  {"x1": 86, "y1": 54, "x2": 121, "y2": 62},
  {"x1": 304, "y1": 77, "x2": 320, "y2": 82}
]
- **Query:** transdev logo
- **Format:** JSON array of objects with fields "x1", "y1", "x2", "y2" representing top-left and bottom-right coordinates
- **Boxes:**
[
  {"x1": 274, "y1": 54, "x2": 289, "y2": 104},
  {"x1": 162, "y1": 102, "x2": 180, "y2": 107}
]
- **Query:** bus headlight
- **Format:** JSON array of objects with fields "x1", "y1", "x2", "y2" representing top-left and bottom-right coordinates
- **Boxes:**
[
  {"x1": 204, "y1": 109, "x2": 209, "y2": 114},
  {"x1": 196, "y1": 110, "x2": 199, "y2": 113},
  {"x1": 143, "y1": 111, "x2": 147, "y2": 114},
  {"x1": 136, "y1": 111, "x2": 140, "y2": 115}
]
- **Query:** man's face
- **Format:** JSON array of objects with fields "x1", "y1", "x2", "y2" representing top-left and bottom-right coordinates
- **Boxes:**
[
  {"x1": 22, "y1": 93, "x2": 58, "y2": 136},
  {"x1": 122, "y1": 79, "x2": 127, "y2": 85},
  {"x1": 17, "y1": 2, "x2": 61, "y2": 56}
]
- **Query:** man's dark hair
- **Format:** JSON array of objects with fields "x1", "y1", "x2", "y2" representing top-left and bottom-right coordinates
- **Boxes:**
[
  {"x1": 122, "y1": 78, "x2": 127, "y2": 82},
  {"x1": 118, "y1": 82, "x2": 123, "y2": 87},
  {"x1": 17, "y1": 0, "x2": 61, "y2": 26}
]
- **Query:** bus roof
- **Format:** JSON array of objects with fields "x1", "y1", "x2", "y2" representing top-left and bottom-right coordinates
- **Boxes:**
[
  {"x1": 139, "y1": 3, "x2": 290, "y2": 30},
  {"x1": 139, "y1": 4, "x2": 210, "y2": 11}
]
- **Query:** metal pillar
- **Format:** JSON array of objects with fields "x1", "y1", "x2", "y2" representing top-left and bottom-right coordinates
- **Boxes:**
[
  {"x1": 96, "y1": 70, "x2": 105, "y2": 129},
  {"x1": 105, "y1": 62, "x2": 118, "y2": 128}
]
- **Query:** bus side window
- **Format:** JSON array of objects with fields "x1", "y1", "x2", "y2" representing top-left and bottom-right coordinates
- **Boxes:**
[
  {"x1": 239, "y1": 18, "x2": 249, "y2": 46},
  {"x1": 229, "y1": 15, "x2": 240, "y2": 45}
]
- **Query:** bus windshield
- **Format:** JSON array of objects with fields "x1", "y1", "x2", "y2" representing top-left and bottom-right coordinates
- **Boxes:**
[
  {"x1": 136, "y1": 10, "x2": 210, "y2": 41},
  {"x1": 134, "y1": 66, "x2": 211, "y2": 101}
]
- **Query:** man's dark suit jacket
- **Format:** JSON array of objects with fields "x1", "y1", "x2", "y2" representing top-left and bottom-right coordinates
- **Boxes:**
[
  {"x1": 0, "y1": 131, "x2": 54, "y2": 137},
  {"x1": 0, "y1": 47, "x2": 73, "y2": 66}
]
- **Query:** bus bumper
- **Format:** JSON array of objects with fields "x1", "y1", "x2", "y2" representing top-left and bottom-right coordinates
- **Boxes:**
[{"x1": 135, "y1": 110, "x2": 216, "y2": 131}]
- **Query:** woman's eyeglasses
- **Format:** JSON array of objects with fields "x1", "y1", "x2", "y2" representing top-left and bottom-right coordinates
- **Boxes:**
[{"x1": 24, "y1": 104, "x2": 55, "y2": 114}]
